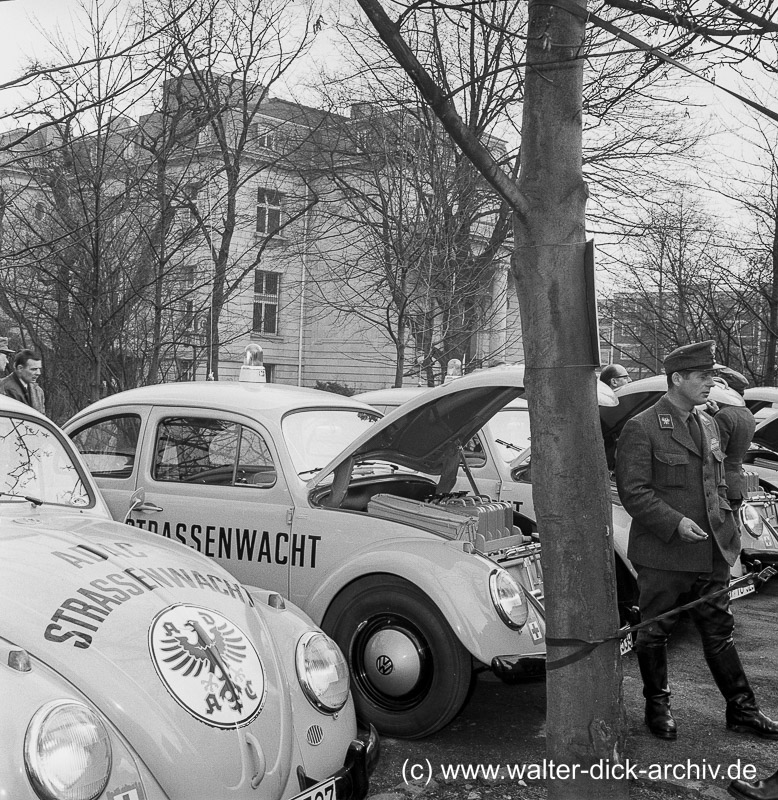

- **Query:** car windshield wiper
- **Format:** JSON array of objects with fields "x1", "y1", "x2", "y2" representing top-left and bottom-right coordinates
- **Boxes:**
[
  {"x1": 495, "y1": 438, "x2": 523, "y2": 453},
  {"x1": 298, "y1": 467, "x2": 325, "y2": 477},
  {"x1": 0, "y1": 491, "x2": 43, "y2": 506}
]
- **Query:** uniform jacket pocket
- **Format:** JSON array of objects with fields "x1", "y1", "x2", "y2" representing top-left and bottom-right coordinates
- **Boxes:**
[{"x1": 654, "y1": 450, "x2": 688, "y2": 488}]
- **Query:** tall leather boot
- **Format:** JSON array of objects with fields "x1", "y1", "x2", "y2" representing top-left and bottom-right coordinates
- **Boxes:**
[
  {"x1": 728, "y1": 770, "x2": 778, "y2": 800},
  {"x1": 636, "y1": 646, "x2": 677, "y2": 739},
  {"x1": 706, "y1": 646, "x2": 778, "y2": 739}
]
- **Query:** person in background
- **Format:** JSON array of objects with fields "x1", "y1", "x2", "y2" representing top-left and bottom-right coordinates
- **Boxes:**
[
  {"x1": 0, "y1": 349, "x2": 46, "y2": 415},
  {"x1": 0, "y1": 337, "x2": 13, "y2": 377},
  {"x1": 714, "y1": 366, "x2": 756, "y2": 510},
  {"x1": 729, "y1": 768, "x2": 778, "y2": 800},
  {"x1": 615, "y1": 340, "x2": 778, "y2": 741},
  {"x1": 599, "y1": 363, "x2": 632, "y2": 390}
]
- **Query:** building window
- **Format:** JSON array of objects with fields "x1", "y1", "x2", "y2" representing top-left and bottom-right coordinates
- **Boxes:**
[
  {"x1": 183, "y1": 185, "x2": 199, "y2": 225},
  {"x1": 248, "y1": 123, "x2": 275, "y2": 149},
  {"x1": 253, "y1": 270, "x2": 280, "y2": 335},
  {"x1": 197, "y1": 126, "x2": 214, "y2": 147},
  {"x1": 256, "y1": 189, "x2": 282, "y2": 235}
]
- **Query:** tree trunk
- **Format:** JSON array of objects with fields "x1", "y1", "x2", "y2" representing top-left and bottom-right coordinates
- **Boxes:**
[
  {"x1": 514, "y1": 0, "x2": 627, "y2": 797},
  {"x1": 765, "y1": 209, "x2": 778, "y2": 385}
]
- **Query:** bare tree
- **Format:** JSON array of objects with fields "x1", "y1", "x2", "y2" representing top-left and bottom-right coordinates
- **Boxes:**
[
  {"x1": 302, "y1": 95, "x2": 517, "y2": 385},
  {"x1": 0, "y1": 0, "x2": 184, "y2": 420},
  {"x1": 142, "y1": 0, "x2": 324, "y2": 379}
]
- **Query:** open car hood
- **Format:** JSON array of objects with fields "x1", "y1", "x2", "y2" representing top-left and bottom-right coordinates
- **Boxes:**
[
  {"x1": 753, "y1": 409, "x2": 778, "y2": 452},
  {"x1": 600, "y1": 374, "x2": 744, "y2": 441},
  {"x1": 311, "y1": 367, "x2": 528, "y2": 487},
  {"x1": 744, "y1": 386, "x2": 778, "y2": 418}
]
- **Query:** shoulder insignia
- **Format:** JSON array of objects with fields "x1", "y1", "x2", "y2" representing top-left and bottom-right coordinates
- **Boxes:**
[{"x1": 658, "y1": 413, "x2": 674, "y2": 429}]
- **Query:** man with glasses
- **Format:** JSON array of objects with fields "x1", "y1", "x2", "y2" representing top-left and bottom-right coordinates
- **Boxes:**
[{"x1": 615, "y1": 340, "x2": 777, "y2": 741}]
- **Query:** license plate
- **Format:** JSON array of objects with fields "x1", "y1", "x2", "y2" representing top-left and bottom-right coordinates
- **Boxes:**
[
  {"x1": 619, "y1": 631, "x2": 634, "y2": 656},
  {"x1": 730, "y1": 583, "x2": 756, "y2": 600},
  {"x1": 291, "y1": 778, "x2": 336, "y2": 800}
]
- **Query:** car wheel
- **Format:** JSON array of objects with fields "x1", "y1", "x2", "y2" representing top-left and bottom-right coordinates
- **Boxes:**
[{"x1": 322, "y1": 575, "x2": 472, "y2": 739}]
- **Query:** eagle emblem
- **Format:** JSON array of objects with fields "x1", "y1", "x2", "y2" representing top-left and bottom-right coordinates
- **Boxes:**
[{"x1": 149, "y1": 604, "x2": 266, "y2": 729}]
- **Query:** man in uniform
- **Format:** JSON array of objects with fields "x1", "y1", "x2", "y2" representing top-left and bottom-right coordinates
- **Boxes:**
[
  {"x1": 714, "y1": 366, "x2": 755, "y2": 509},
  {"x1": 615, "y1": 340, "x2": 777, "y2": 740}
]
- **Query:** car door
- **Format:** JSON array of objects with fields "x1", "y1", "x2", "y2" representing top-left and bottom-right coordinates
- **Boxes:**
[{"x1": 130, "y1": 406, "x2": 293, "y2": 596}]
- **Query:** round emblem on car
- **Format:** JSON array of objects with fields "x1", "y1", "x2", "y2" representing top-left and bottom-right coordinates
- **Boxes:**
[
  {"x1": 148, "y1": 604, "x2": 266, "y2": 729},
  {"x1": 376, "y1": 654, "x2": 394, "y2": 675}
]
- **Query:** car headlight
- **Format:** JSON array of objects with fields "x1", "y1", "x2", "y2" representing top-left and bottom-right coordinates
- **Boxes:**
[
  {"x1": 24, "y1": 700, "x2": 112, "y2": 800},
  {"x1": 489, "y1": 569, "x2": 529, "y2": 630},
  {"x1": 296, "y1": 631, "x2": 350, "y2": 713},
  {"x1": 740, "y1": 502, "x2": 765, "y2": 540}
]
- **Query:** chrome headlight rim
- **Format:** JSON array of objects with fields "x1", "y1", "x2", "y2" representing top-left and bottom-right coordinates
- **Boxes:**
[
  {"x1": 295, "y1": 631, "x2": 350, "y2": 715},
  {"x1": 489, "y1": 568, "x2": 528, "y2": 631},
  {"x1": 24, "y1": 699, "x2": 112, "y2": 800},
  {"x1": 740, "y1": 502, "x2": 766, "y2": 540}
]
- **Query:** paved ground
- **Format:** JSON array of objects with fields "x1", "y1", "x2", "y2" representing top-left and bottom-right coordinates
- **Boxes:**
[{"x1": 366, "y1": 578, "x2": 778, "y2": 799}]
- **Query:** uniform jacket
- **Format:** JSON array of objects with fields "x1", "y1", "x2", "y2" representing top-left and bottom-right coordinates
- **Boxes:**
[
  {"x1": 615, "y1": 394, "x2": 740, "y2": 571},
  {"x1": 0, "y1": 373, "x2": 46, "y2": 415},
  {"x1": 714, "y1": 405, "x2": 755, "y2": 502}
]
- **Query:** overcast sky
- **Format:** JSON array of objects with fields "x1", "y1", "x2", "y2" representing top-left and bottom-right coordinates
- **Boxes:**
[{"x1": 0, "y1": 0, "x2": 84, "y2": 83}]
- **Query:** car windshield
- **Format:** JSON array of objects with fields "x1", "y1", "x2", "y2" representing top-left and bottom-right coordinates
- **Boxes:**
[
  {"x1": 486, "y1": 407, "x2": 532, "y2": 463},
  {"x1": 282, "y1": 408, "x2": 381, "y2": 476},
  {"x1": 0, "y1": 414, "x2": 92, "y2": 507}
]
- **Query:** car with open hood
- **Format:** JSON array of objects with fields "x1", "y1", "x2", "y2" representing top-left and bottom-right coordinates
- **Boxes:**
[
  {"x1": 64, "y1": 364, "x2": 545, "y2": 739},
  {"x1": 744, "y1": 386, "x2": 778, "y2": 421},
  {"x1": 1, "y1": 395, "x2": 378, "y2": 800}
]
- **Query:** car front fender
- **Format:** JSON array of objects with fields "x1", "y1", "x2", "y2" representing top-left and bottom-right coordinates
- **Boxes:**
[{"x1": 298, "y1": 538, "x2": 546, "y2": 664}]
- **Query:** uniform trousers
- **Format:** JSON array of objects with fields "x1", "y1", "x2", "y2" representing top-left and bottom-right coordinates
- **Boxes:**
[{"x1": 635, "y1": 544, "x2": 734, "y2": 656}]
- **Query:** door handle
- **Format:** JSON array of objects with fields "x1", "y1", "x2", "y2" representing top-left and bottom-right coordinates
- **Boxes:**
[{"x1": 134, "y1": 501, "x2": 163, "y2": 513}]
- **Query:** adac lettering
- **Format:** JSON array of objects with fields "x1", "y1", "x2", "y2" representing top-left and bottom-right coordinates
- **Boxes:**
[
  {"x1": 44, "y1": 566, "x2": 251, "y2": 649},
  {"x1": 127, "y1": 519, "x2": 321, "y2": 568},
  {"x1": 52, "y1": 541, "x2": 148, "y2": 568}
]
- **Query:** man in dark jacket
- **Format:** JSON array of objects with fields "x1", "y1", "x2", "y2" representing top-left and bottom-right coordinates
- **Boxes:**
[
  {"x1": 714, "y1": 366, "x2": 756, "y2": 509},
  {"x1": 615, "y1": 340, "x2": 777, "y2": 741},
  {"x1": 0, "y1": 349, "x2": 46, "y2": 415}
]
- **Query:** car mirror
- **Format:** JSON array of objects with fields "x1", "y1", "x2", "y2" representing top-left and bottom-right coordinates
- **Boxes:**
[
  {"x1": 511, "y1": 463, "x2": 531, "y2": 482},
  {"x1": 124, "y1": 487, "x2": 146, "y2": 524}
]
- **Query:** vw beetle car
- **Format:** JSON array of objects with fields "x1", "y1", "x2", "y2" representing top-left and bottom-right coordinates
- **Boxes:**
[
  {"x1": 65, "y1": 365, "x2": 546, "y2": 739},
  {"x1": 0, "y1": 396, "x2": 377, "y2": 800}
]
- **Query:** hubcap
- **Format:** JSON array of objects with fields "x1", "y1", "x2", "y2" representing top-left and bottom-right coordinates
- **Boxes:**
[
  {"x1": 351, "y1": 614, "x2": 432, "y2": 710},
  {"x1": 363, "y1": 628, "x2": 422, "y2": 696}
]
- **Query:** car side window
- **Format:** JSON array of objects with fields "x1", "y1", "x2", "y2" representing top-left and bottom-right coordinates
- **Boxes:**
[
  {"x1": 153, "y1": 416, "x2": 276, "y2": 487},
  {"x1": 70, "y1": 414, "x2": 141, "y2": 479},
  {"x1": 462, "y1": 433, "x2": 487, "y2": 468}
]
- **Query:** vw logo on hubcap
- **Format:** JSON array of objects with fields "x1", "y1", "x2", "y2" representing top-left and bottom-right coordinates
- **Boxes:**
[{"x1": 376, "y1": 654, "x2": 394, "y2": 675}]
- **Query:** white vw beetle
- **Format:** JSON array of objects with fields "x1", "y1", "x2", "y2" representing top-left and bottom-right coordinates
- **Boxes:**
[
  {"x1": 0, "y1": 396, "x2": 377, "y2": 800},
  {"x1": 65, "y1": 364, "x2": 546, "y2": 739}
]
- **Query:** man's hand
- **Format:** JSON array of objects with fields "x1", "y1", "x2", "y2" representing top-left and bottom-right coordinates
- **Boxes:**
[{"x1": 677, "y1": 517, "x2": 709, "y2": 542}]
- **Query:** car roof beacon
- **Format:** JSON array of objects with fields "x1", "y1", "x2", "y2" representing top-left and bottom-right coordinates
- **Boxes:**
[{"x1": 240, "y1": 344, "x2": 266, "y2": 383}]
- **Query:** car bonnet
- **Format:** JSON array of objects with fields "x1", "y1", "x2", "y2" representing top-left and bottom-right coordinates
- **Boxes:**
[
  {"x1": 1, "y1": 509, "x2": 295, "y2": 796},
  {"x1": 311, "y1": 366, "x2": 527, "y2": 485},
  {"x1": 753, "y1": 409, "x2": 778, "y2": 452}
]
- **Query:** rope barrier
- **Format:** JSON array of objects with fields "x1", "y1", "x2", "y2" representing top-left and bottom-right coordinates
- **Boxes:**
[{"x1": 544, "y1": 565, "x2": 777, "y2": 671}]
